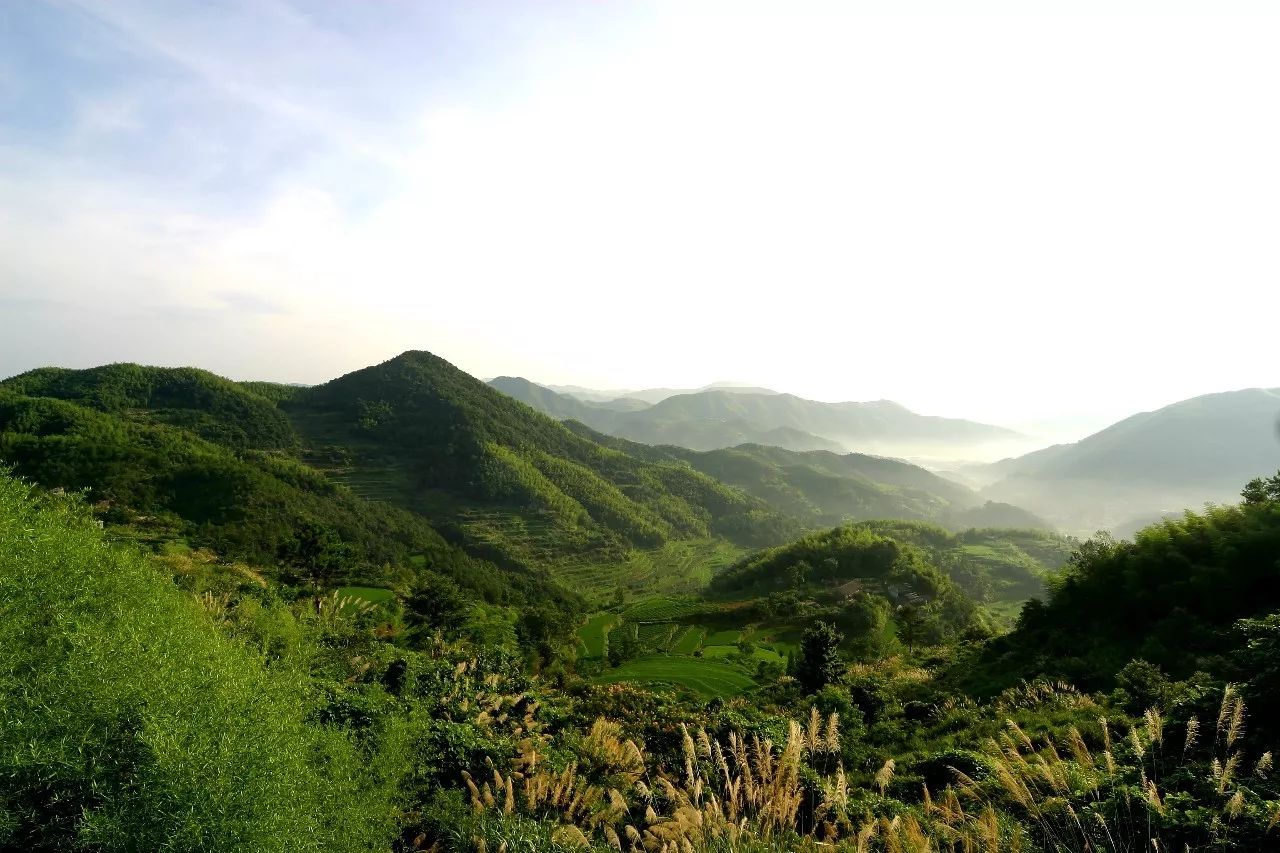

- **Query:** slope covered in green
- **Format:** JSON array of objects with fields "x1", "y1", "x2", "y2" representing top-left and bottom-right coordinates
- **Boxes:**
[
  {"x1": 565, "y1": 423, "x2": 1052, "y2": 532},
  {"x1": 847, "y1": 520, "x2": 1076, "y2": 608},
  {"x1": 285, "y1": 352, "x2": 799, "y2": 571},
  {"x1": 1, "y1": 364, "x2": 298, "y2": 452},
  {"x1": 708, "y1": 523, "x2": 990, "y2": 647},
  {"x1": 0, "y1": 475, "x2": 393, "y2": 852},
  {"x1": 0, "y1": 384, "x2": 553, "y2": 609},
  {"x1": 964, "y1": 475, "x2": 1280, "y2": 701}
]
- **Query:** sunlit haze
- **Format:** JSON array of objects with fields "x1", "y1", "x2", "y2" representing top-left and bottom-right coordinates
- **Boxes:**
[{"x1": 3, "y1": 1, "x2": 1278, "y2": 438}]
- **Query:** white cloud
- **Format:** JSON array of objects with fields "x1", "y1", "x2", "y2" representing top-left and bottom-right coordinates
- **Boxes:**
[{"x1": 3, "y1": 2, "x2": 1279, "y2": 434}]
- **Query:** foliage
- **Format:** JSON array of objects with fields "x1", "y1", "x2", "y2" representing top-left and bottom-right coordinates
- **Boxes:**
[
  {"x1": 966, "y1": 477, "x2": 1280, "y2": 695},
  {"x1": 1, "y1": 363, "x2": 299, "y2": 451},
  {"x1": 797, "y1": 621, "x2": 845, "y2": 693},
  {"x1": 0, "y1": 475, "x2": 393, "y2": 852}
]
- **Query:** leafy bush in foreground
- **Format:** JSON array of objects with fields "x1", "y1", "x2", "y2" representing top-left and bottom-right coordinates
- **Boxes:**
[{"x1": 0, "y1": 475, "x2": 394, "y2": 853}]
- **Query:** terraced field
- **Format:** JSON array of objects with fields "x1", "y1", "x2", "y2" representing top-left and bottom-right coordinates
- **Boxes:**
[
  {"x1": 554, "y1": 540, "x2": 743, "y2": 603},
  {"x1": 702, "y1": 645, "x2": 785, "y2": 666},
  {"x1": 624, "y1": 595, "x2": 702, "y2": 622},
  {"x1": 636, "y1": 622, "x2": 679, "y2": 648},
  {"x1": 671, "y1": 626, "x2": 706, "y2": 654},
  {"x1": 578, "y1": 613, "x2": 620, "y2": 658},
  {"x1": 594, "y1": 656, "x2": 757, "y2": 698},
  {"x1": 704, "y1": 629, "x2": 744, "y2": 646}
]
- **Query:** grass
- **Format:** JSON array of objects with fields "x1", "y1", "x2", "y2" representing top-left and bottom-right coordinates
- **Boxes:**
[
  {"x1": 594, "y1": 656, "x2": 757, "y2": 698},
  {"x1": 636, "y1": 622, "x2": 678, "y2": 648},
  {"x1": 336, "y1": 586, "x2": 396, "y2": 609},
  {"x1": 623, "y1": 595, "x2": 701, "y2": 622},
  {"x1": 704, "y1": 628, "x2": 743, "y2": 646},
  {"x1": 577, "y1": 613, "x2": 620, "y2": 659},
  {"x1": 671, "y1": 626, "x2": 705, "y2": 654},
  {"x1": 701, "y1": 645, "x2": 785, "y2": 665},
  {"x1": 556, "y1": 540, "x2": 744, "y2": 603}
]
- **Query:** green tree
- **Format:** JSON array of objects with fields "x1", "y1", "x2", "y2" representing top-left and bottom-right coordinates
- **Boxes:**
[
  {"x1": 607, "y1": 624, "x2": 640, "y2": 667},
  {"x1": 789, "y1": 559, "x2": 811, "y2": 589},
  {"x1": 405, "y1": 571, "x2": 471, "y2": 640},
  {"x1": 796, "y1": 621, "x2": 845, "y2": 693},
  {"x1": 1242, "y1": 470, "x2": 1280, "y2": 504}
]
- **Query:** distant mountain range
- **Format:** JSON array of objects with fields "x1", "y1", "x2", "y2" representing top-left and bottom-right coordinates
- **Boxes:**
[
  {"x1": 488, "y1": 376, "x2": 1024, "y2": 458},
  {"x1": 969, "y1": 388, "x2": 1280, "y2": 534},
  {"x1": 547, "y1": 381, "x2": 779, "y2": 405}
]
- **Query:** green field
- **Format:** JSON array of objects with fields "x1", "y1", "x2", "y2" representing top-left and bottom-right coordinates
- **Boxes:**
[
  {"x1": 671, "y1": 626, "x2": 705, "y2": 654},
  {"x1": 594, "y1": 656, "x2": 757, "y2": 698},
  {"x1": 636, "y1": 622, "x2": 679, "y2": 648},
  {"x1": 623, "y1": 595, "x2": 703, "y2": 622},
  {"x1": 704, "y1": 628, "x2": 743, "y2": 646},
  {"x1": 336, "y1": 586, "x2": 396, "y2": 608},
  {"x1": 554, "y1": 540, "x2": 743, "y2": 602},
  {"x1": 578, "y1": 613, "x2": 620, "y2": 658},
  {"x1": 701, "y1": 644, "x2": 785, "y2": 666}
]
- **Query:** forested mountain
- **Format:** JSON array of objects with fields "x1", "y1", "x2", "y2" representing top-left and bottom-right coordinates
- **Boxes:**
[
  {"x1": 0, "y1": 356, "x2": 806, "y2": 594},
  {"x1": 0, "y1": 369, "x2": 548, "y2": 610},
  {"x1": 285, "y1": 352, "x2": 800, "y2": 568},
  {"x1": 489, "y1": 376, "x2": 1024, "y2": 458},
  {"x1": 2, "y1": 364, "x2": 300, "y2": 451},
  {"x1": 710, "y1": 519, "x2": 1073, "y2": 614},
  {"x1": 565, "y1": 422, "x2": 1053, "y2": 532},
  {"x1": 977, "y1": 388, "x2": 1280, "y2": 533}
]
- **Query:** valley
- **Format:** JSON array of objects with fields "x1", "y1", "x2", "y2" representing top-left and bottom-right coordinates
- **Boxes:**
[{"x1": 2, "y1": 352, "x2": 1279, "y2": 853}]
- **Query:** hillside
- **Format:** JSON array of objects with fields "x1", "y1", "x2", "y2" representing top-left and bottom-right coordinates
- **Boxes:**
[
  {"x1": 980, "y1": 388, "x2": 1280, "y2": 532},
  {"x1": 706, "y1": 523, "x2": 991, "y2": 651},
  {"x1": 489, "y1": 377, "x2": 1025, "y2": 458},
  {"x1": 285, "y1": 352, "x2": 800, "y2": 572},
  {"x1": 488, "y1": 377, "x2": 842, "y2": 451},
  {"x1": 564, "y1": 422, "x2": 1053, "y2": 532},
  {"x1": 710, "y1": 519, "x2": 1072, "y2": 612},
  {"x1": 1, "y1": 363, "x2": 299, "y2": 452},
  {"x1": 960, "y1": 473, "x2": 1280, "y2": 718},
  {"x1": 0, "y1": 383, "x2": 549, "y2": 610}
]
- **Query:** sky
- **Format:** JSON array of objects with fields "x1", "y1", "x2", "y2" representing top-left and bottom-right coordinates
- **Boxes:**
[{"x1": 2, "y1": 0, "x2": 1279, "y2": 437}]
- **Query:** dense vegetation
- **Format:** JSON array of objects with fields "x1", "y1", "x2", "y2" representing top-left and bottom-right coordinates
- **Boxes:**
[
  {"x1": 966, "y1": 473, "x2": 1280, "y2": 704},
  {"x1": 286, "y1": 352, "x2": 800, "y2": 569},
  {"x1": 1, "y1": 364, "x2": 300, "y2": 451},
  {"x1": 4, "y1": 355, "x2": 1280, "y2": 852},
  {"x1": 564, "y1": 423, "x2": 1052, "y2": 532},
  {"x1": 0, "y1": 476, "x2": 392, "y2": 852},
  {"x1": 0, "y1": 381, "x2": 571, "y2": 618}
]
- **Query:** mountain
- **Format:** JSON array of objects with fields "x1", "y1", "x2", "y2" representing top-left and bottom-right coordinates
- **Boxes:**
[
  {"x1": 563, "y1": 423, "x2": 1054, "y2": 533},
  {"x1": 620, "y1": 382, "x2": 781, "y2": 405},
  {"x1": 0, "y1": 356, "x2": 808, "y2": 612},
  {"x1": 979, "y1": 388, "x2": 1280, "y2": 533},
  {"x1": 488, "y1": 377, "x2": 1023, "y2": 458},
  {"x1": 488, "y1": 377, "x2": 841, "y2": 452},
  {"x1": 2, "y1": 364, "x2": 299, "y2": 452},
  {"x1": 283, "y1": 352, "x2": 800, "y2": 571},
  {"x1": 0, "y1": 365, "x2": 535, "y2": 606}
]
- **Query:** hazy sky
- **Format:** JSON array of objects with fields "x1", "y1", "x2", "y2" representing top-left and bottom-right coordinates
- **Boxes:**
[{"x1": 2, "y1": 1, "x2": 1278, "y2": 434}]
